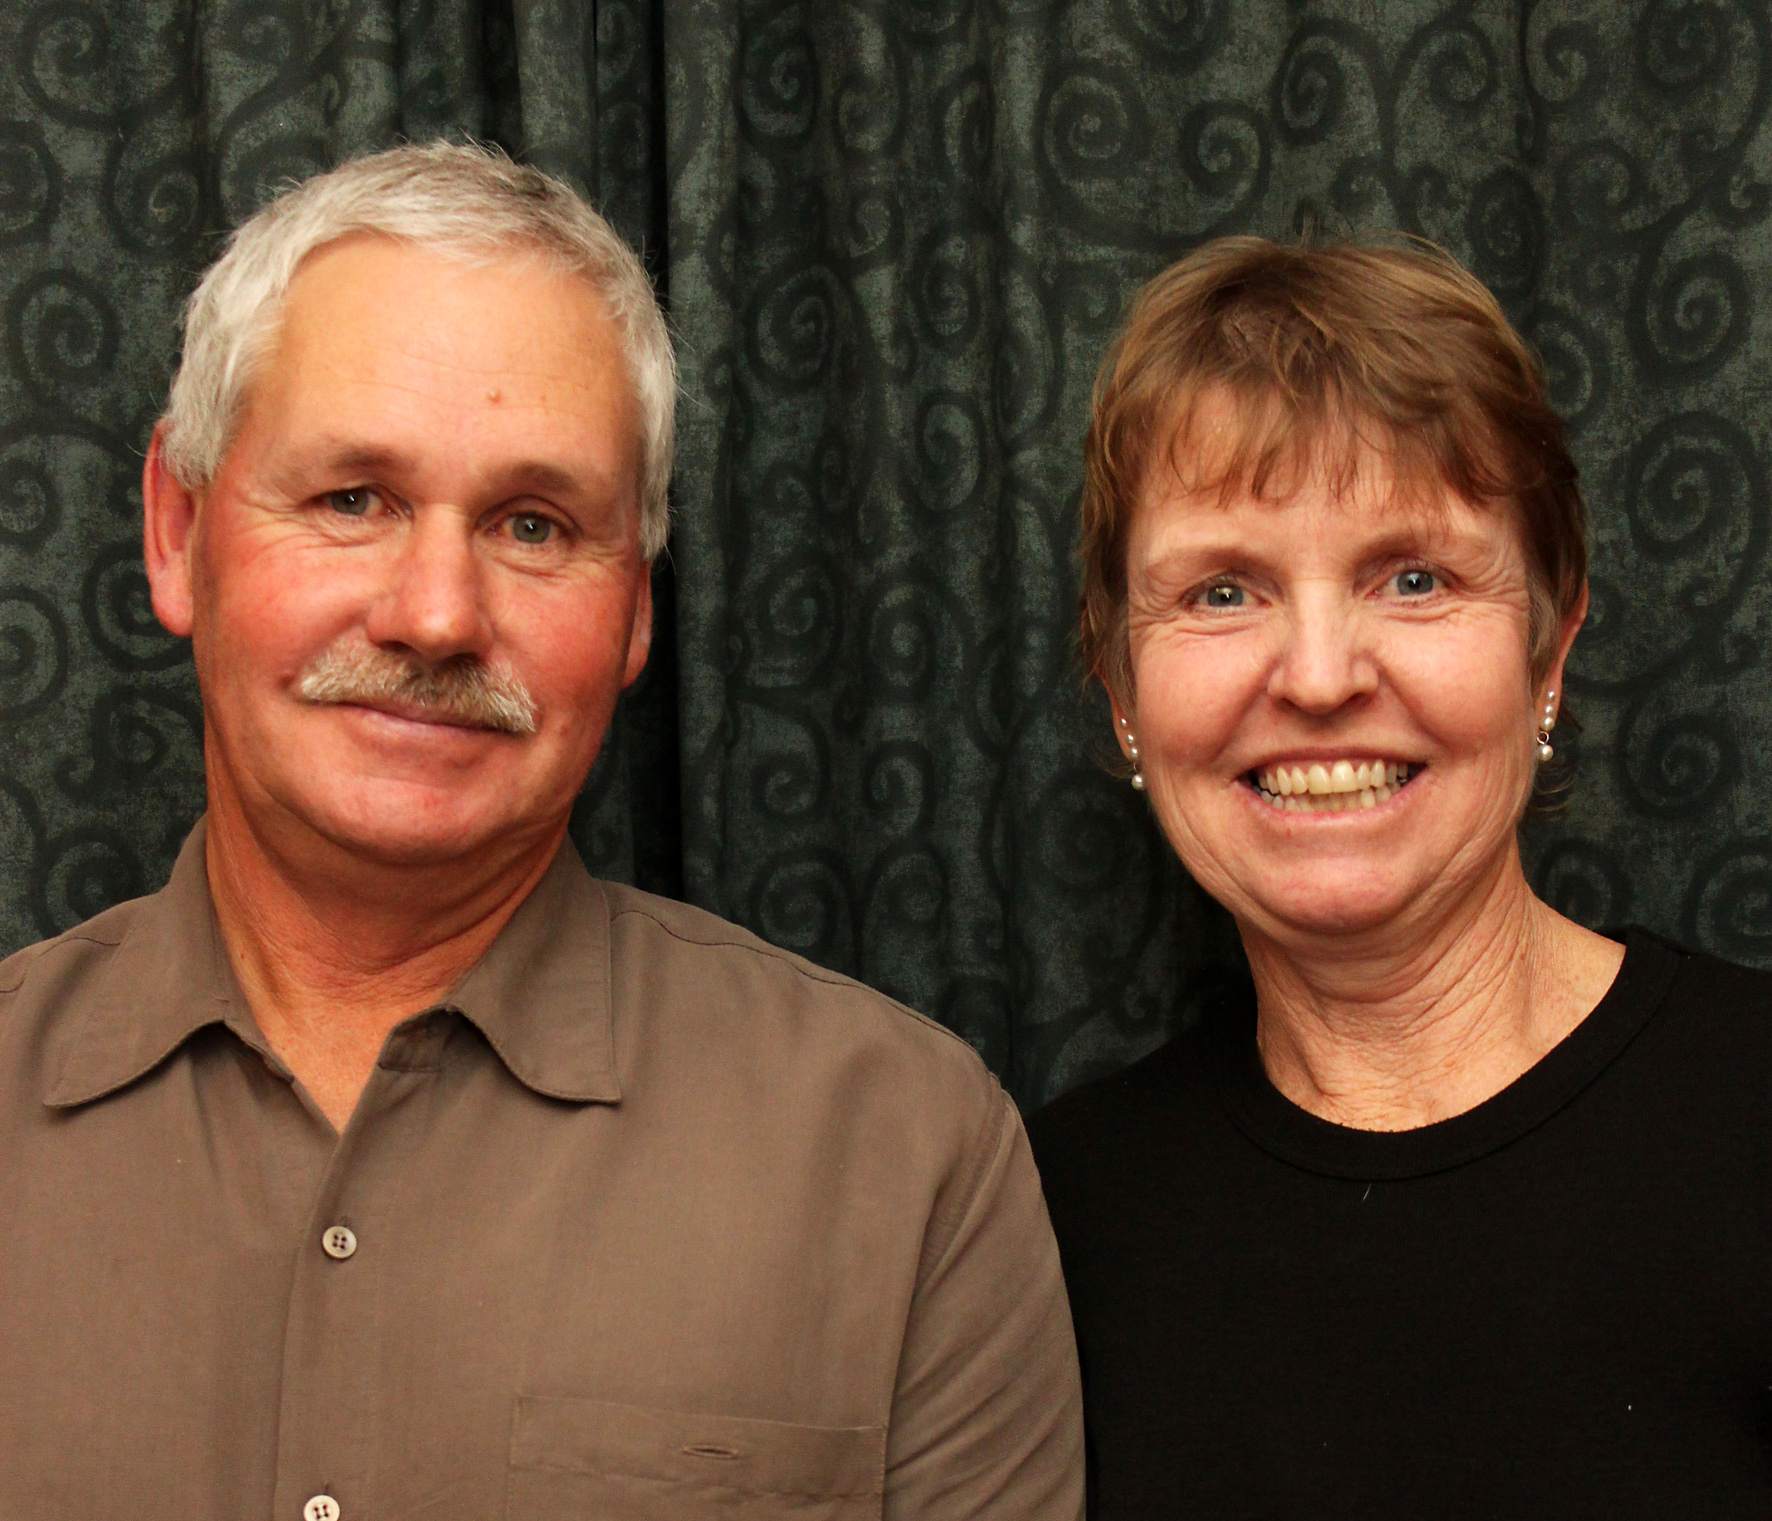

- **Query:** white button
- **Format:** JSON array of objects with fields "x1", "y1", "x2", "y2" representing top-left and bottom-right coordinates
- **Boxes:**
[
  {"x1": 321, "y1": 1225, "x2": 357, "y2": 1260},
  {"x1": 303, "y1": 1497, "x2": 340, "y2": 1521}
]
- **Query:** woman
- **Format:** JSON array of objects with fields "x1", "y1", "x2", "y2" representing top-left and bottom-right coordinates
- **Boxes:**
[{"x1": 1028, "y1": 238, "x2": 1772, "y2": 1517}]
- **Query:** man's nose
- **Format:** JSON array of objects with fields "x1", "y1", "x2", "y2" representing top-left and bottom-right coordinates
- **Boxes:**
[
  {"x1": 1265, "y1": 589, "x2": 1379, "y2": 715},
  {"x1": 363, "y1": 509, "x2": 493, "y2": 662}
]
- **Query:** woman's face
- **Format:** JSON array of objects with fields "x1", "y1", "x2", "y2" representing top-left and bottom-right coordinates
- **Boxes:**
[{"x1": 1120, "y1": 432, "x2": 1579, "y2": 946}]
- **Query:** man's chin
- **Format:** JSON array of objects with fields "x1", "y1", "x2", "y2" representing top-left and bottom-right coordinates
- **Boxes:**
[
  {"x1": 289, "y1": 788, "x2": 554, "y2": 872},
  {"x1": 320, "y1": 826, "x2": 497, "y2": 870}
]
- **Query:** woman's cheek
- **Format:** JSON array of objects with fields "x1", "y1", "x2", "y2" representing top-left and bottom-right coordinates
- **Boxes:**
[
  {"x1": 1392, "y1": 626, "x2": 1531, "y2": 756},
  {"x1": 1135, "y1": 633, "x2": 1253, "y2": 764},
  {"x1": 1175, "y1": 629, "x2": 1272, "y2": 745}
]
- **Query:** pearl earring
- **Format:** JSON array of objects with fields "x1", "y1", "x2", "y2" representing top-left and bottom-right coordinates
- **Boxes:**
[
  {"x1": 1117, "y1": 713, "x2": 1146, "y2": 791},
  {"x1": 1536, "y1": 689, "x2": 1557, "y2": 764}
]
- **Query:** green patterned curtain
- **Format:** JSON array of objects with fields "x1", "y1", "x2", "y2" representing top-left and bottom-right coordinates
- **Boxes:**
[
  {"x1": 0, "y1": 0, "x2": 683, "y2": 930},
  {"x1": 5, "y1": 1, "x2": 1771, "y2": 1109}
]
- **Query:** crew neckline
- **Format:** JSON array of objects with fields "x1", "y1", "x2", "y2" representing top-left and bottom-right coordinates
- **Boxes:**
[{"x1": 1210, "y1": 928, "x2": 1683, "y2": 1181}]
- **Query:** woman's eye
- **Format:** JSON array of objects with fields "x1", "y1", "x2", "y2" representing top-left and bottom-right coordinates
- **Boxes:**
[
  {"x1": 326, "y1": 488, "x2": 377, "y2": 517},
  {"x1": 1393, "y1": 568, "x2": 1438, "y2": 596},
  {"x1": 1198, "y1": 582, "x2": 1246, "y2": 608},
  {"x1": 509, "y1": 514, "x2": 555, "y2": 544}
]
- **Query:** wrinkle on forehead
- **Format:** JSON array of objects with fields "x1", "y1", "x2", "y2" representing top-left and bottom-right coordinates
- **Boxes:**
[
  {"x1": 1147, "y1": 383, "x2": 1490, "y2": 534},
  {"x1": 1129, "y1": 479, "x2": 1530, "y2": 614}
]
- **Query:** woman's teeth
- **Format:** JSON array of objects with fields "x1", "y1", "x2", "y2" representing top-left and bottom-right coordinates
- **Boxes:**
[{"x1": 1252, "y1": 760, "x2": 1416, "y2": 813}]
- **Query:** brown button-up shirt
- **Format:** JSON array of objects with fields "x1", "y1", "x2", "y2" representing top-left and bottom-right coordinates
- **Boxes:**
[{"x1": 0, "y1": 824, "x2": 1082, "y2": 1519}]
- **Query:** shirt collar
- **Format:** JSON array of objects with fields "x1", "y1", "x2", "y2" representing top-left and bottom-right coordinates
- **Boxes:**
[
  {"x1": 440, "y1": 841, "x2": 621, "y2": 1104},
  {"x1": 46, "y1": 820, "x2": 249, "y2": 1108},
  {"x1": 46, "y1": 822, "x2": 621, "y2": 1108}
]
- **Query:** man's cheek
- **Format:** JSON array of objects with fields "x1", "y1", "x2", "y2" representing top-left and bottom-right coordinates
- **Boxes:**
[{"x1": 520, "y1": 615, "x2": 630, "y2": 692}]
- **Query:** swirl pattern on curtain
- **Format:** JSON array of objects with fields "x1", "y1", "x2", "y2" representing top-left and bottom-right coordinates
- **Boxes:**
[
  {"x1": 4, "y1": 0, "x2": 1771, "y2": 1108},
  {"x1": 0, "y1": 0, "x2": 681, "y2": 958},
  {"x1": 664, "y1": 0, "x2": 1772, "y2": 1104}
]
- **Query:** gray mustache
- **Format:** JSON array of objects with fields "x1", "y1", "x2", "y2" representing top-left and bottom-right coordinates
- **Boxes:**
[{"x1": 295, "y1": 646, "x2": 538, "y2": 736}]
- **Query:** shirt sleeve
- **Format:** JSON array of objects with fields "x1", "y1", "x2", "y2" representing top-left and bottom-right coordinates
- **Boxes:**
[{"x1": 884, "y1": 1085, "x2": 1086, "y2": 1520}]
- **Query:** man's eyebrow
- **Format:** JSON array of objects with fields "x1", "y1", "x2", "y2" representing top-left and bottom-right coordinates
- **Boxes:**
[
  {"x1": 305, "y1": 446, "x2": 621, "y2": 501},
  {"x1": 312, "y1": 444, "x2": 414, "y2": 478},
  {"x1": 498, "y1": 459, "x2": 601, "y2": 498}
]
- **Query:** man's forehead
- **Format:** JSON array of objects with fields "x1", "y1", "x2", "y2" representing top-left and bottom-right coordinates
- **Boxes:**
[
  {"x1": 227, "y1": 238, "x2": 639, "y2": 483},
  {"x1": 286, "y1": 229, "x2": 572, "y2": 298},
  {"x1": 276, "y1": 237, "x2": 612, "y2": 368}
]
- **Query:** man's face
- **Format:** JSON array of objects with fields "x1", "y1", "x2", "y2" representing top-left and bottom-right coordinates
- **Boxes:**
[{"x1": 162, "y1": 235, "x2": 653, "y2": 868}]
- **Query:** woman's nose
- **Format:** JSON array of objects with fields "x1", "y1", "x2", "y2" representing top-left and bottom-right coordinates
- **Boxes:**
[
  {"x1": 1265, "y1": 592, "x2": 1379, "y2": 714},
  {"x1": 363, "y1": 508, "x2": 493, "y2": 662}
]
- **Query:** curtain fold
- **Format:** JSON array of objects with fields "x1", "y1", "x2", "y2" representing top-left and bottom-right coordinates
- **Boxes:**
[
  {"x1": 5, "y1": 0, "x2": 1772, "y2": 1108},
  {"x1": 662, "y1": 0, "x2": 1772, "y2": 1105},
  {"x1": 0, "y1": 0, "x2": 679, "y2": 947}
]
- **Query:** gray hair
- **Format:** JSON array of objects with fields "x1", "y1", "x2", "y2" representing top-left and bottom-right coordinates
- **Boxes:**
[{"x1": 160, "y1": 142, "x2": 675, "y2": 559}]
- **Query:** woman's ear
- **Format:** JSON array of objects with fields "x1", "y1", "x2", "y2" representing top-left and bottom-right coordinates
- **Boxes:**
[
  {"x1": 142, "y1": 424, "x2": 198, "y2": 639},
  {"x1": 1543, "y1": 581, "x2": 1589, "y2": 714},
  {"x1": 1108, "y1": 690, "x2": 1136, "y2": 763}
]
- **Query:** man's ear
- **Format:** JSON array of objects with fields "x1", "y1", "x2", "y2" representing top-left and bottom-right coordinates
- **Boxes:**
[
  {"x1": 142, "y1": 423, "x2": 198, "y2": 639},
  {"x1": 622, "y1": 562, "x2": 654, "y2": 689}
]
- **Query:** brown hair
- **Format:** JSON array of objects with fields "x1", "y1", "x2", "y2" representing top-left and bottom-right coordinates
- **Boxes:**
[{"x1": 1078, "y1": 235, "x2": 1587, "y2": 707}]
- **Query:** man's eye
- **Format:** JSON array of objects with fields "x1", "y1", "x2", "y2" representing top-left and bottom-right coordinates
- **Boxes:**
[
  {"x1": 509, "y1": 514, "x2": 554, "y2": 544},
  {"x1": 1393, "y1": 569, "x2": 1438, "y2": 596},
  {"x1": 1198, "y1": 582, "x2": 1245, "y2": 608},
  {"x1": 326, "y1": 488, "x2": 376, "y2": 517}
]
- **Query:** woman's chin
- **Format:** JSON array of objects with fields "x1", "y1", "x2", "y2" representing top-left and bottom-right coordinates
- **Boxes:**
[
  {"x1": 1271, "y1": 900, "x2": 1413, "y2": 940},
  {"x1": 1221, "y1": 868, "x2": 1425, "y2": 942}
]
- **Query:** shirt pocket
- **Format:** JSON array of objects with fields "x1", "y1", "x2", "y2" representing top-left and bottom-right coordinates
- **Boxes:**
[{"x1": 507, "y1": 1395, "x2": 886, "y2": 1519}]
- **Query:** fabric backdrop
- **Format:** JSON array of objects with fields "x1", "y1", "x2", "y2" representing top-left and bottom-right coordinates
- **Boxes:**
[{"x1": 3, "y1": 0, "x2": 1769, "y2": 1109}]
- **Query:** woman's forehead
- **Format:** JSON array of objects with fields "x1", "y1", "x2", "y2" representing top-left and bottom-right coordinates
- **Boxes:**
[
  {"x1": 1148, "y1": 385, "x2": 1416, "y2": 504},
  {"x1": 1140, "y1": 390, "x2": 1524, "y2": 536},
  {"x1": 1133, "y1": 449, "x2": 1526, "y2": 575}
]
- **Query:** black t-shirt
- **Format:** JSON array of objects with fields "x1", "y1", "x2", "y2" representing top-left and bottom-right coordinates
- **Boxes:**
[{"x1": 1028, "y1": 929, "x2": 1772, "y2": 1518}]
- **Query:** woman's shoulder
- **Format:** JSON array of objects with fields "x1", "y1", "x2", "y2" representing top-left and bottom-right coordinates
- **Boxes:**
[
  {"x1": 1617, "y1": 925, "x2": 1772, "y2": 1056},
  {"x1": 1027, "y1": 984, "x2": 1253, "y2": 1185},
  {"x1": 1030, "y1": 1028, "x2": 1206, "y2": 1146},
  {"x1": 1485, "y1": 925, "x2": 1772, "y2": 1142},
  {"x1": 1613, "y1": 924, "x2": 1772, "y2": 1013}
]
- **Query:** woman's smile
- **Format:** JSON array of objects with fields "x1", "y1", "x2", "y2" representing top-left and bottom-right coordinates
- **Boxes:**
[
  {"x1": 1041, "y1": 232, "x2": 1707, "y2": 1520},
  {"x1": 1116, "y1": 456, "x2": 1546, "y2": 940},
  {"x1": 1245, "y1": 758, "x2": 1423, "y2": 813}
]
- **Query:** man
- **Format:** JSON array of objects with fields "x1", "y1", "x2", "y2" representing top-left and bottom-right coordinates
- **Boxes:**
[{"x1": 0, "y1": 145, "x2": 1082, "y2": 1518}]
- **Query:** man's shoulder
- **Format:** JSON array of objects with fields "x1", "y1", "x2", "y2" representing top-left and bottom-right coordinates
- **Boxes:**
[
  {"x1": 598, "y1": 882, "x2": 1000, "y2": 1095},
  {"x1": 0, "y1": 895, "x2": 154, "y2": 1008},
  {"x1": 0, "y1": 896, "x2": 163, "y2": 1096}
]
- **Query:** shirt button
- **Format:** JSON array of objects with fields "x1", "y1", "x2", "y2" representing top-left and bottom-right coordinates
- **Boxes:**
[
  {"x1": 321, "y1": 1225, "x2": 357, "y2": 1260},
  {"x1": 303, "y1": 1497, "x2": 340, "y2": 1521}
]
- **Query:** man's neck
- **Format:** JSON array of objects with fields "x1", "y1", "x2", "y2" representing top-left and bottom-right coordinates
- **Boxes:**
[
  {"x1": 1244, "y1": 849, "x2": 1624, "y2": 1131},
  {"x1": 202, "y1": 787, "x2": 566, "y2": 1133}
]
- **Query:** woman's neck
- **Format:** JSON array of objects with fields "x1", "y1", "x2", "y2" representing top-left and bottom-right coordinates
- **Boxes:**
[{"x1": 1244, "y1": 854, "x2": 1625, "y2": 1131}]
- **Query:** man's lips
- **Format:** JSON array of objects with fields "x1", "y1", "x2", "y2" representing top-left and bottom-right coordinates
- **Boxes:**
[
  {"x1": 294, "y1": 646, "x2": 539, "y2": 735},
  {"x1": 330, "y1": 698, "x2": 511, "y2": 734}
]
